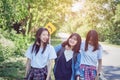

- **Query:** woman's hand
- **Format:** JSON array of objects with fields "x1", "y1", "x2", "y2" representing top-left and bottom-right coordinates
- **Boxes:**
[
  {"x1": 25, "y1": 58, "x2": 31, "y2": 78},
  {"x1": 46, "y1": 60, "x2": 53, "y2": 80},
  {"x1": 95, "y1": 75, "x2": 99, "y2": 80},
  {"x1": 76, "y1": 76, "x2": 80, "y2": 80},
  {"x1": 65, "y1": 45, "x2": 71, "y2": 50},
  {"x1": 46, "y1": 77, "x2": 49, "y2": 80}
]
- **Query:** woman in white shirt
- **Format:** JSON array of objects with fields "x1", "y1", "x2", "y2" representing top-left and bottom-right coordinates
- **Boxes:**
[
  {"x1": 25, "y1": 27, "x2": 57, "y2": 80},
  {"x1": 75, "y1": 30, "x2": 103, "y2": 80}
]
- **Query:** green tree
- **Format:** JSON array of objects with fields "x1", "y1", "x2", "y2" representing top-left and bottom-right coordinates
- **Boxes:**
[
  {"x1": 24, "y1": 0, "x2": 73, "y2": 35},
  {"x1": 0, "y1": 0, "x2": 28, "y2": 31}
]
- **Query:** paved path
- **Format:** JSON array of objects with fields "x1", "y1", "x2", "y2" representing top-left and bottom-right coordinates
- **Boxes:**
[{"x1": 101, "y1": 44, "x2": 120, "y2": 80}]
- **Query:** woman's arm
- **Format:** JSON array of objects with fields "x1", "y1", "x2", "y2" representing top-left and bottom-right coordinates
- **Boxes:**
[
  {"x1": 46, "y1": 59, "x2": 54, "y2": 80},
  {"x1": 97, "y1": 45, "x2": 103, "y2": 76},
  {"x1": 54, "y1": 44, "x2": 62, "y2": 53},
  {"x1": 75, "y1": 53, "x2": 81, "y2": 70},
  {"x1": 95, "y1": 59, "x2": 102, "y2": 80},
  {"x1": 25, "y1": 58, "x2": 31, "y2": 77},
  {"x1": 97, "y1": 59, "x2": 102, "y2": 75},
  {"x1": 75, "y1": 53, "x2": 81, "y2": 80}
]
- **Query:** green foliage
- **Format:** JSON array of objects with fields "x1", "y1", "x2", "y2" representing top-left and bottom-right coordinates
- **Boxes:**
[
  {"x1": 98, "y1": 0, "x2": 120, "y2": 44},
  {"x1": 24, "y1": 0, "x2": 73, "y2": 35},
  {"x1": 0, "y1": 60, "x2": 25, "y2": 79},
  {"x1": 0, "y1": 0, "x2": 120, "y2": 79},
  {"x1": 0, "y1": 44, "x2": 14, "y2": 62},
  {"x1": 110, "y1": 2, "x2": 120, "y2": 44},
  {"x1": 0, "y1": 0, "x2": 28, "y2": 30},
  {"x1": 0, "y1": 0, "x2": 120, "y2": 45},
  {"x1": 60, "y1": 0, "x2": 120, "y2": 45},
  {"x1": 60, "y1": 0, "x2": 107, "y2": 37},
  {"x1": 0, "y1": 29, "x2": 33, "y2": 57},
  {"x1": 51, "y1": 38, "x2": 62, "y2": 46},
  {"x1": 13, "y1": 37, "x2": 30, "y2": 56}
]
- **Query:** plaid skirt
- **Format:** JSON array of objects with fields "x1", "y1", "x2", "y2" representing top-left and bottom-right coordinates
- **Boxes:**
[
  {"x1": 25, "y1": 66, "x2": 47, "y2": 80},
  {"x1": 76, "y1": 64, "x2": 97, "y2": 80}
]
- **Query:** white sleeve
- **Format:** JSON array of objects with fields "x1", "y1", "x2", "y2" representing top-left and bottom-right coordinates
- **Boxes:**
[
  {"x1": 25, "y1": 45, "x2": 33, "y2": 60},
  {"x1": 48, "y1": 45, "x2": 57, "y2": 60},
  {"x1": 97, "y1": 46, "x2": 103, "y2": 59},
  {"x1": 80, "y1": 41, "x2": 85, "y2": 52}
]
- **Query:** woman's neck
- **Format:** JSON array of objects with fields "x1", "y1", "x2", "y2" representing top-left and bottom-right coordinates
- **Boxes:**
[
  {"x1": 65, "y1": 45, "x2": 73, "y2": 50},
  {"x1": 40, "y1": 42, "x2": 44, "y2": 48}
]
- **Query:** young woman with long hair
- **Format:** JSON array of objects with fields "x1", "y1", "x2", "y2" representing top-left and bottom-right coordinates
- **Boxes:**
[
  {"x1": 75, "y1": 30, "x2": 103, "y2": 80},
  {"x1": 54, "y1": 33, "x2": 81, "y2": 80},
  {"x1": 25, "y1": 27, "x2": 57, "y2": 80}
]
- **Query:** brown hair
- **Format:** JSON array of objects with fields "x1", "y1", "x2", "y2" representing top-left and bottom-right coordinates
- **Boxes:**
[
  {"x1": 32, "y1": 27, "x2": 50, "y2": 54},
  {"x1": 62, "y1": 33, "x2": 81, "y2": 53},
  {"x1": 85, "y1": 30, "x2": 99, "y2": 51}
]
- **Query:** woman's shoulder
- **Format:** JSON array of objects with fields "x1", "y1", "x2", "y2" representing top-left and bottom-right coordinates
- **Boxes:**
[
  {"x1": 54, "y1": 44, "x2": 62, "y2": 48},
  {"x1": 98, "y1": 44, "x2": 103, "y2": 49},
  {"x1": 47, "y1": 44, "x2": 61, "y2": 49},
  {"x1": 27, "y1": 44, "x2": 33, "y2": 49},
  {"x1": 80, "y1": 40, "x2": 85, "y2": 50},
  {"x1": 47, "y1": 44, "x2": 53, "y2": 48}
]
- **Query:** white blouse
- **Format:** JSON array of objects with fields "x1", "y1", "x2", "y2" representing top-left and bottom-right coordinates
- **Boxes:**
[{"x1": 25, "y1": 44, "x2": 57, "y2": 68}]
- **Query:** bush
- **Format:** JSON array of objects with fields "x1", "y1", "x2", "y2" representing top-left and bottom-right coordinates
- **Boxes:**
[
  {"x1": 0, "y1": 29, "x2": 33, "y2": 57},
  {"x1": 0, "y1": 60, "x2": 25, "y2": 80},
  {"x1": 0, "y1": 44, "x2": 14, "y2": 63}
]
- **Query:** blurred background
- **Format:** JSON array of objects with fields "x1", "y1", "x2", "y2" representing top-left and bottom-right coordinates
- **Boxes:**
[{"x1": 0, "y1": 0, "x2": 120, "y2": 80}]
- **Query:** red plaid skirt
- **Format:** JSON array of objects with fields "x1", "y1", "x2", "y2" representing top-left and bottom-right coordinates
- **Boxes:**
[
  {"x1": 78, "y1": 64, "x2": 97, "y2": 80},
  {"x1": 25, "y1": 66, "x2": 47, "y2": 80}
]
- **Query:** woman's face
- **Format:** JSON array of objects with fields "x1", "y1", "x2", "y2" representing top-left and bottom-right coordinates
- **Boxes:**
[
  {"x1": 88, "y1": 37, "x2": 93, "y2": 45},
  {"x1": 40, "y1": 30, "x2": 49, "y2": 43},
  {"x1": 68, "y1": 35, "x2": 78, "y2": 47}
]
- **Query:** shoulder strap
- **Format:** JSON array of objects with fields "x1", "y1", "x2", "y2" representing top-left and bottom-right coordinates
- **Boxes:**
[
  {"x1": 55, "y1": 47, "x2": 65, "y2": 62},
  {"x1": 57, "y1": 47, "x2": 65, "y2": 57}
]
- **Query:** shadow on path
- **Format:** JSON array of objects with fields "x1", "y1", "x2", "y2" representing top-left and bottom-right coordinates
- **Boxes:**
[{"x1": 103, "y1": 66, "x2": 120, "y2": 80}]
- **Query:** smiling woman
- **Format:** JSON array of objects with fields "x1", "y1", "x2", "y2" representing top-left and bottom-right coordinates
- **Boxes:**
[
  {"x1": 24, "y1": 27, "x2": 57, "y2": 80},
  {"x1": 75, "y1": 30, "x2": 103, "y2": 80},
  {"x1": 53, "y1": 33, "x2": 81, "y2": 80}
]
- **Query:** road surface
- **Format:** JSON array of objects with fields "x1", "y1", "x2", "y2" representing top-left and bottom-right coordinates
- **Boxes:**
[{"x1": 102, "y1": 44, "x2": 120, "y2": 80}]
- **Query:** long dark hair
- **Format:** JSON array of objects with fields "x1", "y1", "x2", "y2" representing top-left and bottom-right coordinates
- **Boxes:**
[
  {"x1": 85, "y1": 30, "x2": 99, "y2": 51},
  {"x1": 31, "y1": 27, "x2": 50, "y2": 54},
  {"x1": 62, "y1": 33, "x2": 81, "y2": 53}
]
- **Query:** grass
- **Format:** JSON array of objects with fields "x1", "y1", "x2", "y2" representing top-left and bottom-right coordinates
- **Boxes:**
[
  {"x1": 0, "y1": 57, "x2": 56, "y2": 80},
  {"x1": 0, "y1": 57, "x2": 26, "y2": 80}
]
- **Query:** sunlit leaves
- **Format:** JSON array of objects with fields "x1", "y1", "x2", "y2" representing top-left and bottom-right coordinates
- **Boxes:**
[
  {"x1": 0, "y1": 0, "x2": 28, "y2": 30},
  {"x1": 26, "y1": 0, "x2": 73, "y2": 34}
]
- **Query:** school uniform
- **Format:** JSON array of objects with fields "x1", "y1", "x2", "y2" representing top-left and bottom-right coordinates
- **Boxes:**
[
  {"x1": 75, "y1": 42, "x2": 103, "y2": 80},
  {"x1": 54, "y1": 44, "x2": 79, "y2": 80},
  {"x1": 25, "y1": 44, "x2": 57, "y2": 80}
]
